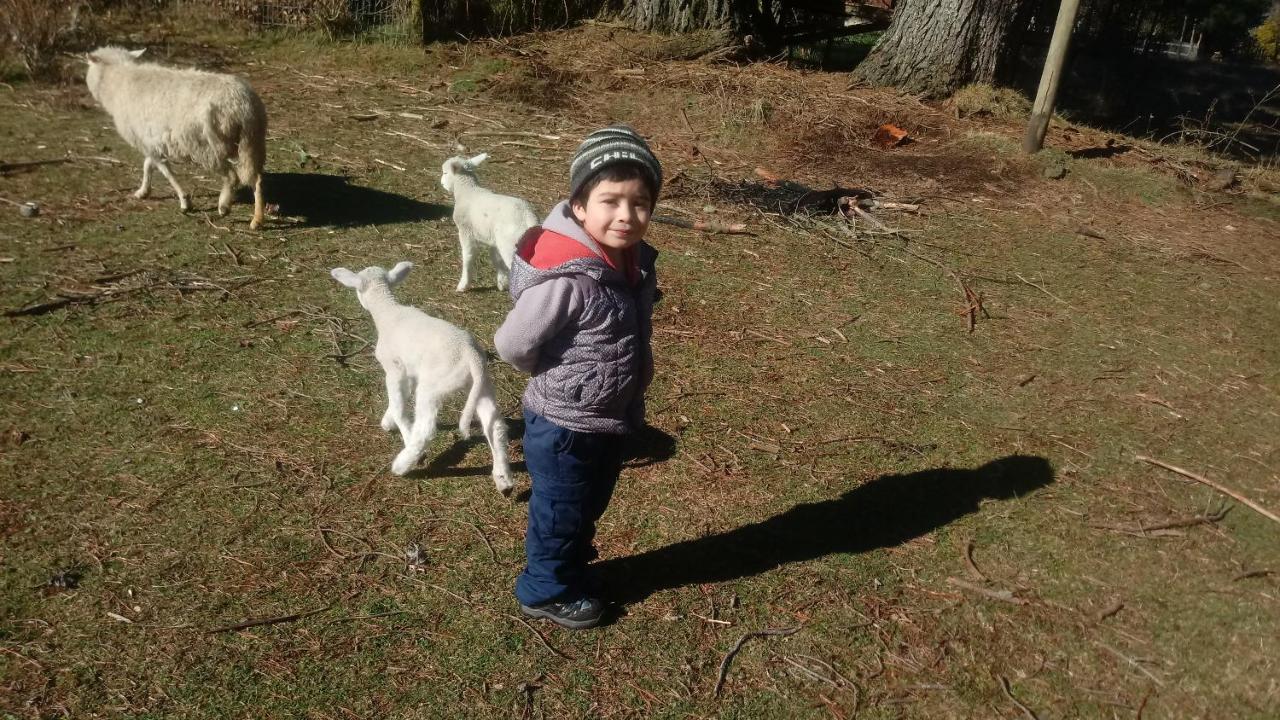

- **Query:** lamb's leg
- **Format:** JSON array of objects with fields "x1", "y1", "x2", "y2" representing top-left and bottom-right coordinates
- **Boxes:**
[
  {"x1": 392, "y1": 389, "x2": 440, "y2": 476},
  {"x1": 217, "y1": 166, "x2": 236, "y2": 217},
  {"x1": 489, "y1": 244, "x2": 510, "y2": 292},
  {"x1": 382, "y1": 368, "x2": 411, "y2": 436},
  {"x1": 151, "y1": 157, "x2": 191, "y2": 212},
  {"x1": 475, "y1": 393, "x2": 513, "y2": 496},
  {"x1": 455, "y1": 231, "x2": 475, "y2": 292},
  {"x1": 249, "y1": 174, "x2": 264, "y2": 231},
  {"x1": 133, "y1": 156, "x2": 154, "y2": 199}
]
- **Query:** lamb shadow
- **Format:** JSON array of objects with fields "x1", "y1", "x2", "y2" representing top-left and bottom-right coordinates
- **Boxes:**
[
  {"x1": 596, "y1": 454, "x2": 1054, "y2": 605},
  {"x1": 240, "y1": 172, "x2": 449, "y2": 228},
  {"x1": 413, "y1": 436, "x2": 527, "y2": 480}
]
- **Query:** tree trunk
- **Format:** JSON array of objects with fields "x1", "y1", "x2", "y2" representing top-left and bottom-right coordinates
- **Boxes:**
[
  {"x1": 608, "y1": 0, "x2": 741, "y2": 33},
  {"x1": 852, "y1": 0, "x2": 1030, "y2": 97}
]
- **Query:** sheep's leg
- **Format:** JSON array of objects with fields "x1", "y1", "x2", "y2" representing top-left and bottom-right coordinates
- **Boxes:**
[
  {"x1": 475, "y1": 394, "x2": 513, "y2": 496},
  {"x1": 489, "y1": 244, "x2": 510, "y2": 292},
  {"x1": 382, "y1": 369, "x2": 411, "y2": 436},
  {"x1": 455, "y1": 231, "x2": 475, "y2": 292},
  {"x1": 392, "y1": 389, "x2": 440, "y2": 476},
  {"x1": 217, "y1": 166, "x2": 236, "y2": 217},
  {"x1": 151, "y1": 157, "x2": 190, "y2": 212},
  {"x1": 133, "y1": 157, "x2": 154, "y2": 199}
]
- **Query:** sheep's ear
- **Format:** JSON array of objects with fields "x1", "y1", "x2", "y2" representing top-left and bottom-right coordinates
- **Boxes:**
[
  {"x1": 387, "y1": 261, "x2": 413, "y2": 285},
  {"x1": 129, "y1": 49, "x2": 146, "y2": 59},
  {"x1": 467, "y1": 153, "x2": 489, "y2": 168},
  {"x1": 331, "y1": 267, "x2": 361, "y2": 288}
]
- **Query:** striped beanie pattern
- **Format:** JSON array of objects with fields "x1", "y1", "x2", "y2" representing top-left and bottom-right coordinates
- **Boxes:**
[{"x1": 569, "y1": 125, "x2": 662, "y2": 205}]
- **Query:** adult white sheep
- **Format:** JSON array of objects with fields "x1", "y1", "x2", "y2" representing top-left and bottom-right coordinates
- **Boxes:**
[
  {"x1": 440, "y1": 152, "x2": 539, "y2": 292},
  {"x1": 85, "y1": 47, "x2": 267, "y2": 229},
  {"x1": 331, "y1": 261, "x2": 514, "y2": 495}
]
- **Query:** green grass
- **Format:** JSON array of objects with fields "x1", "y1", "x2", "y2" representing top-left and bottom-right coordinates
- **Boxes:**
[{"x1": 2, "y1": 7, "x2": 1279, "y2": 720}]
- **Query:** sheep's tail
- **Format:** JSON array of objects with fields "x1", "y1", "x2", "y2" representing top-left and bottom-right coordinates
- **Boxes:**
[
  {"x1": 458, "y1": 341, "x2": 489, "y2": 439},
  {"x1": 235, "y1": 90, "x2": 267, "y2": 187}
]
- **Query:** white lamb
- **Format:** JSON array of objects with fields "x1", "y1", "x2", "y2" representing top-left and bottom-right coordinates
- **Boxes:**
[
  {"x1": 85, "y1": 47, "x2": 267, "y2": 229},
  {"x1": 330, "y1": 262, "x2": 514, "y2": 495},
  {"x1": 439, "y1": 153, "x2": 539, "y2": 292}
]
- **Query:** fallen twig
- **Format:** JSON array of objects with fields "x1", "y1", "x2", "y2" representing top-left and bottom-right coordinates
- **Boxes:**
[
  {"x1": 946, "y1": 577, "x2": 1028, "y2": 605},
  {"x1": 1015, "y1": 273, "x2": 1070, "y2": 305},
  {"x1": 998, "y1": 675, "x2": 1040, "y2": 720},
  {"x1": 962, "y1": 539, "x2": 988, "y2": 582},
  {"x1": 1096, "y1": 641, "x2": 1164, "y2": 686},
  {"x1": 1094, "y1": 598, "x2": 1124, "y2": 622},
  {"x1": 713, "y1": 625, "x2": 801, "y2": 698},
  {"x1": 206, "y1": 602, "x2": 335, "y2": 633},
  {"x1": 1136, "y1": 455, "x2": 1280, "y2": 525},
  {"x1": 653, "y1": 215, "x2": 751, "y2": 234},
  {"x1": 1090, "y1": 507, "x2": 1229, "y2": 537},
  {"x1": 1231, "y1": 569, "x2": 1274, "y2": 582},
  {"x1": 510, "y1": 614, "x2": 572, "y2": 661}
]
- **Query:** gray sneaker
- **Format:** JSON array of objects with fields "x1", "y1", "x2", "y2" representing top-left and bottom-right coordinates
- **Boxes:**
[{"x1": 520, "y1": 596, "x2": 604, "y2": 630}]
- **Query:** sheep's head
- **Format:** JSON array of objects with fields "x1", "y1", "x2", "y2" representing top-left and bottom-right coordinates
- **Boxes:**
[
  {"x1": 331, "y1": 262, "x2": 413, "y2": 309},
  {"x1": 85, "y1": 47, "x2": 145, "y2": 100},
  {"x1": 439, "y1": 153, "x2": 489, "y2": 194}
]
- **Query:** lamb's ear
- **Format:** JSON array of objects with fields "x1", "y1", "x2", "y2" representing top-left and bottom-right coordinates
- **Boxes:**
[
  {"x1": 129, "y1": 49, "x2": 146, "y2": 59},
  {"x1": 331, "y1": 267, "x2": 361, "y2": 288},
  {"x1": 387, "y1": 261, "x2": 413, "y2": 285},
  {"x1": 467, "y1": 152, "x2": 489, "y2": 168}
]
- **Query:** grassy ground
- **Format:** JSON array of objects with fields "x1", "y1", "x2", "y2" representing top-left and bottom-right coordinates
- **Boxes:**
[{"x1": 2, "y1": 8, "x2": 1279, "y2": 719}]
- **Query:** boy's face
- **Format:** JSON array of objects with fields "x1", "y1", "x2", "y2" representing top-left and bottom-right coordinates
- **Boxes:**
[{"x1": 571, "y1": 177, "x2": 652, "y2": 253}]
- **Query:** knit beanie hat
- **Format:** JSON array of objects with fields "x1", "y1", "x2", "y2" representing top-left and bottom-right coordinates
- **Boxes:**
[{"x1": 569, "y1": 125, "x2": 662, "y2": 205}]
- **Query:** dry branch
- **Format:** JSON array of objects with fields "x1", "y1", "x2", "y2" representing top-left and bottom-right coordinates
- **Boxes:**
[
  {"x1": 653, "y1": 215, "x2": 751, "y2": 234},
  {"x1": 998, "y1": 675, "x2": 1041, "y2": 720},
  {"x1": 713, "y1": 625, "x2": 801, "y2": 698},
  {"x1": 1136, "y1": 455, "x2": 1280, "y2": 525},
  {"x1": 946, "y1": 577, "x2": 1027, "y2": 605},
  {"x1": 206, "y1": 602, "x2": 335, "y2": 633},
  {"x1": 962, "y1": 539, "x2": 987, "y2": 582}
]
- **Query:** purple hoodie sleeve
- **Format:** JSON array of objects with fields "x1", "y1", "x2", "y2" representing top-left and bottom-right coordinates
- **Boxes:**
[{"x1": 494, "y1": 276, "x2": 580, "y2": 374}]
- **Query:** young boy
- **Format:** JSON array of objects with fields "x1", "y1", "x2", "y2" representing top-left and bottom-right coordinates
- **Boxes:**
[{"x1": 494, "y1": 126, "x2": 662, "y2": 630}]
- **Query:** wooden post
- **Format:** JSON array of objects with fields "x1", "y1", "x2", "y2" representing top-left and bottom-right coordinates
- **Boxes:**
[{"x1": 1023, "y1": 0, "x2": 1082, "y2": 153}]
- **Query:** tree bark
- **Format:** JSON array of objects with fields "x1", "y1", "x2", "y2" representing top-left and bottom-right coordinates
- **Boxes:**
[{"x1": 851, "y1": 0, "x2": 1030, "y2": 97}]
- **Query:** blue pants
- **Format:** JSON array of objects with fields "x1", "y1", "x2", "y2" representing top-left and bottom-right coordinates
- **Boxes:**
[{"x1": 516, "y1": 411, "x2": 624, "y2": 606}]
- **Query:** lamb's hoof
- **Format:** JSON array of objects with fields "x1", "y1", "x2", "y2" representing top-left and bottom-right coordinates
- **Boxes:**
[
  {"x1": 456, "y1": 427, "x2": 472, "y2": 441},
  {"x1": 249, "y1": 218, "x2": 263, "y2": 230},
  {"x1": 455, "y1": 283, "x2": 470, "y2": 293},
  {"x1": 495, "y1": 475, "x2": 514, "y2": 497},
  {"x1": 218, "y1": 205, "x2": 230, "y2": 217},
  {"x1": 381, "y1": 416, "x2": 397, "y2": 432},
  {"x1": 132, "y1": 189, "x2": 149, "y2": 200},
  {"x1": 178, "y1": 198, "x2": 191, "y2": 213},
  {"x1": 391, "y1": 451, "x2": 418, "y2": 476}
]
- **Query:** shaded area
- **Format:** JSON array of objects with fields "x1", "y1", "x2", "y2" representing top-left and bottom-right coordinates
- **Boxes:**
[
  {"x1": 597, "y1": 454, "x2": 1054, "y2": 605},
  {"x1": 1010, "y1": 53, "x2": 1280, "y2": 161},
  {"x1": 413, "y1": 421, "x2": 676, "y2": 482},
  {"x1": 242, "y1": 172, "x2": 449, "y2": 227},
  {"x1": 415, "y1": 435, "x2": 527, "y2": 480}
]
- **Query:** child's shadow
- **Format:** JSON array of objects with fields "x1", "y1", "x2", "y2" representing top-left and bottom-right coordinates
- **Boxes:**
[{"x1": 596, "y1": 454, "x2": 1055, "y2": 609}]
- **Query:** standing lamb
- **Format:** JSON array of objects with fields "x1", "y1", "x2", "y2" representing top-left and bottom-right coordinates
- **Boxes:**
[
  {"x1": 331, "y1": 262, "x2": 514, "y2": 495},
  {"x1": 439, "y1": 153, "x2": 539, "y2": 292},
  {"x1": 85, "y1": 47, "x2": 267, "y2": 229}
]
